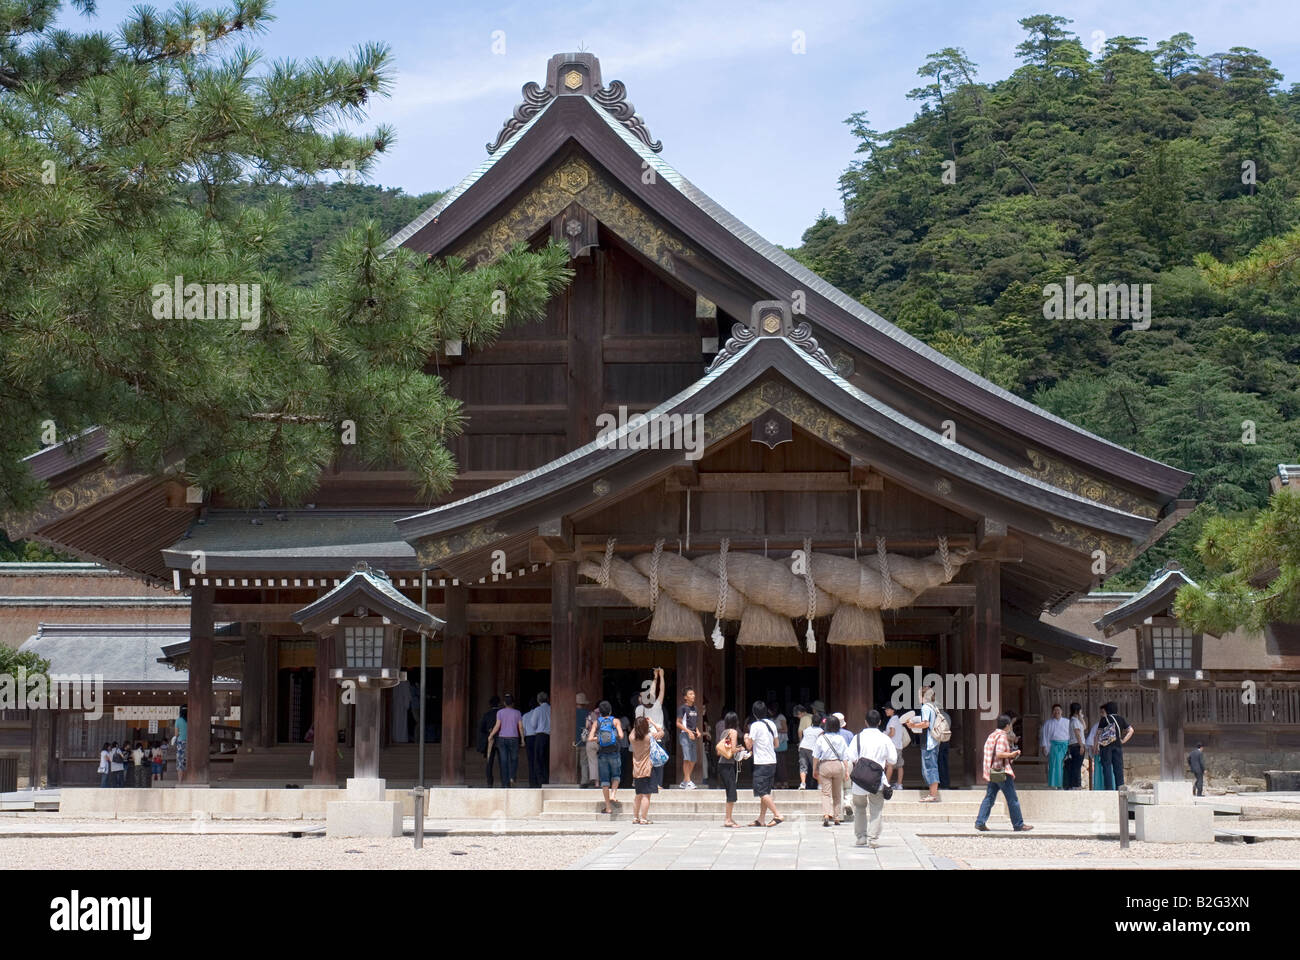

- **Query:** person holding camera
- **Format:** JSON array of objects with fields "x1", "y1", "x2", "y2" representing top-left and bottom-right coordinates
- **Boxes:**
[{"x1": 974, "y1": 713, "x2": 1033, "y2": 832}]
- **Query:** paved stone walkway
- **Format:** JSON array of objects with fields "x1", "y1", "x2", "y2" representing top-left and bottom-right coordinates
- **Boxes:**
[{"x1": 569, "y1": 821, "x2": 936, "y2": 870}]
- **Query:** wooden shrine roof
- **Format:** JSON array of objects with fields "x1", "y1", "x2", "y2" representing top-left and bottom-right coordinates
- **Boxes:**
[
  {"x1": 397, "y1": 327, "x2": 1156, "y2": 573},
  {"x1": 389, "y1": 55, "x2": 1191, "y2": 499}
]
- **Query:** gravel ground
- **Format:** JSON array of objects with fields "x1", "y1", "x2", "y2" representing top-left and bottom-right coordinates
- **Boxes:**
[
  {"x1": 924, "y1": 836, "x2": 1300, "y2": 864},
  {"x1": 0, "y1": 832, "x2": 608, "y2": 870}
]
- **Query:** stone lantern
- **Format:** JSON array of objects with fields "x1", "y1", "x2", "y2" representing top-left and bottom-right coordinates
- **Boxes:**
[
  {"x1": 1095, "y1": 561, "x2": 1214, "y2": 842},
  {"x1": 292, "y1": 562, "x2": 442, "y2": 836}
]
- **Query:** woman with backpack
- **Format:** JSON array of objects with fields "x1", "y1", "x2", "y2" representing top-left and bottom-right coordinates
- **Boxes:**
[
  {"x1": 715, "y1": 711, "x2": 745, "y2": 827},
  {"x1": 588, "y1": 700, "x2": 625, "y2": 814},
  {"x1": 628, "y1": 715, "x2": 665, "y2": 824},
  {"x1": 812, "y1": 713, "x2": 850, "y2": 826}
]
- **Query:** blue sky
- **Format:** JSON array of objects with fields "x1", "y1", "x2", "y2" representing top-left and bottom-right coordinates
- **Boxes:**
[{"x1": 72, "y1": 0, "x2": 1300, "y2": 247}]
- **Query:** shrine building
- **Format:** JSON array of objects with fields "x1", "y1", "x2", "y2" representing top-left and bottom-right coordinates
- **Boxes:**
[{"x1": 4, "y1": 53, "x2": 1198, "y2": 789}]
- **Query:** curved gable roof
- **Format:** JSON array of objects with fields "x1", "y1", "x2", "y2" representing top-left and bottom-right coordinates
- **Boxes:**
[
  {"x1": 388, "y1": 80, "x2": 1190, "y2": 500},
  {"x1": 397, "y1": 334, "x2": 1154, "y2": 554}
]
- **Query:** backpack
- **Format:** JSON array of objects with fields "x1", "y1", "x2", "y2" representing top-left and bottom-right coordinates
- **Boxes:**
[
  {"x1": 930, "y1": 708, "x2": 952, "y2": 743},
  {"x1": 597, "y1": 715, "x2": 618, "y2": 748},
  {"x1": 849, "y1": 732, "x2": 885, "y2": 794},
  {"x1": 1097, "y1": 715, "x2": 1120, "y2": 748}
]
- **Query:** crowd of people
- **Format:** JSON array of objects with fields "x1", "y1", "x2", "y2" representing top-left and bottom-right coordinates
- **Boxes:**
[
  {"x1": 474, "y1": 677, "x2": 1157, "y2": 839},
  {"x1": 97, "y1": 740, "x2": 167, "y2": 787}
]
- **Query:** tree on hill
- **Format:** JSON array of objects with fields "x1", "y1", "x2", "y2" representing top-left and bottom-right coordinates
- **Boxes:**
[{"x1": 799, "y1": 13, "x2": 1300, "y2": 582}]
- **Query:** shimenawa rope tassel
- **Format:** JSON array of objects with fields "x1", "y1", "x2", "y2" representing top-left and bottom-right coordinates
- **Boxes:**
[
  {"x1": 711, "y1": 537, "x2": 730, "y2": 649},
  {"x1": 598, "y1": 537, "x2": 615, "y2": 588},
  {"x1": 648, "y1": 538, "x2": 664, "y2": 610},
  {"x1": 803, "y1": 537, "x2": 817, "y2": 653}
]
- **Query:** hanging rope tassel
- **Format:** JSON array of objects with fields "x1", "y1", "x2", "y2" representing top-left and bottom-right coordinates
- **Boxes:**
[
  {"x1": 803, "y1": 537, "x2": 817, "y2": 653},
  {"x1": 938, "y1": 535, "x2": 953, "y2": 581},
  {"x1": 712, "y1": 538, "x2": 730, "y2": 649},
  {"x1": 877, "y1": 536, "x2": 894, "y2": 609},
  {"x1": 597, "y1": 537, "x2": 616, "y2": 588},
  {"x1": 648, "y1": 538, "x2": 664, "y2": 611}
]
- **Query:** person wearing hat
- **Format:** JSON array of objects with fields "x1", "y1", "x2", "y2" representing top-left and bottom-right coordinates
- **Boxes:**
[{"x1": 832, "y1": 712, "x2": 853, "y2": 746}]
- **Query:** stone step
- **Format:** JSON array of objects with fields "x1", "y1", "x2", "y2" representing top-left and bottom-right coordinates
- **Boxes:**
[
  {"x1": 536, "y1": 810, "x2": 1007, "y2": 823},
  {"x1": 540, "y1": 799, "x2": 985, "y2": 814}
]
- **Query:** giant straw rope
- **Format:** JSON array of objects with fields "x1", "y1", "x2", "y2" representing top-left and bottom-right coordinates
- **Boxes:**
[{"x1": 578, "y1": 540, "x2": 971, "y2": 648}]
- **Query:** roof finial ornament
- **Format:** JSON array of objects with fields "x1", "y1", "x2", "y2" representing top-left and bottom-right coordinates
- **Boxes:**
[
  {"x1": 707, "y1": 300, "x2": 834, "y2": 372},
  {"x1": 487, "y1": 53, "x2": 663, "y2": 155}
]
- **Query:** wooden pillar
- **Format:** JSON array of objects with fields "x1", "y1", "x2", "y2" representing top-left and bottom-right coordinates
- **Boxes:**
[
  {"x1": 264, "y1": 632, "x2": 278, "y2": 747},
  {"x1": 840, "y1": 645, "x2": 873, "y2": 732},
  {"x1": 472, "y1": 636, "x2": 499, "y2": 724},
  {"x1": 675, "y1": 641, "x2": 705, "y2": 782},
  {"x1": 187, "y1": 585, "x2": 214, "y2": 784},
  {"x1": 549, "y1": 561, "x2": 578, "y2": 784},
  {"x1": 498, "y1": 635, "x2": 519, "y2": 703},
  {"x1": 576, "y1": 611, "x2": 603, "y2": 709},
  {"x1": 241, "y1": 624, "x2": 265, "y2": 752},
  {"x1": 312, "y1": 632, "x2": 337, "y2": 785},
  {"x1": 959, "y1": 609, "x2": 977, "y2": 786},
  {"x1": 971, "y1": 560, "x2": 1001, "y2": 780},
  {"x1": 1157, "y1": 682, "x2": 1185, "y2": 782},
  {"x1": 441, "y1": 585, "x2": 470, "y2": 785}
]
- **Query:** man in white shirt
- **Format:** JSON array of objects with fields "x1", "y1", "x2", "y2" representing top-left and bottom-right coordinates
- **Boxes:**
[
  {"x1": 846, "y1": 710, "x2": 899, "y2": 847},
  {"x1": 523, "y1": 692, "x2": 552, "y2": 788},
  {"x1": 744, "y1": 700, "x2": 783, "y2": 827},
  {"x1": 883, "y1": 706, "x2": 907, "y2": 789},
  {"x1": 1040, "y1": 703, "x2": 1071, "y2": 790}
]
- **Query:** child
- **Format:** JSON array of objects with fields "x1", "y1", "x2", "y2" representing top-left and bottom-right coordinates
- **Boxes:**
[{"x1": 151, "y1": 741, "x2": 165, "y2": 782}]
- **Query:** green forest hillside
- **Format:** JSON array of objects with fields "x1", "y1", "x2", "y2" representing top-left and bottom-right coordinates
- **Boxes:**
[{"x1": 795, "y1": 15, "x2": 1300, "y2": 587}]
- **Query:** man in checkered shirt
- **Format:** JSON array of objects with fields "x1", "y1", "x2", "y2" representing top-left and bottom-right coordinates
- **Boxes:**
[{"x1": 974, "y1": 713, "x2": 1034, "y2": 832}]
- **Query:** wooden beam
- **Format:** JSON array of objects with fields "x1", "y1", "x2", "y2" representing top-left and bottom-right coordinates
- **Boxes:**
[
  {"x1": 571, "y1": 533, "x2": 976, "y2": 553},
  {"x1": 664, "y1": 471, "x2": 867, "y2": 493},
  {"x1": 976, "y1": 517, "x2": 1008, "y2": 549},
  {"x1": 603, "y1": 338, "x2": 702, "y2": 364},
  {"x1": 213, "y1": 603, "x2": 302, "y2": 622},
  {"x1": 462, "y1": 404, "x2": 567, "y2": 435},
  {"x1": 537, "y1": 517, "x2": 574, "y2": 554},
  {"x1": 850, "y1": 458, "x2": 884, "y2": 491}
]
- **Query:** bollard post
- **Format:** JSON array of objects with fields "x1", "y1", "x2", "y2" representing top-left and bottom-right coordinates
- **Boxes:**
[
  {"x1": 1118, "y1": 787, "x2": 1129, "y2": 848},
  {"x1": 412, "y1": 785, "x2": 425, "y2": 850}
]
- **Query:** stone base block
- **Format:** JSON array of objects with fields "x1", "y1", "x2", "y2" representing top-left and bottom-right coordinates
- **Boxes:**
[
  {"x1": 1134, "y1": 804, "x2": 1215, "y2": 843},
  {"x1": 1152, "y1": 780, "x2": 1194, "y2": 805},
  {"x1": 325, "y1": 800, "x2": 403, "y2": 838},
  {"x1": 345, "y1": 778, "x2": 387, "y2": 802}
]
